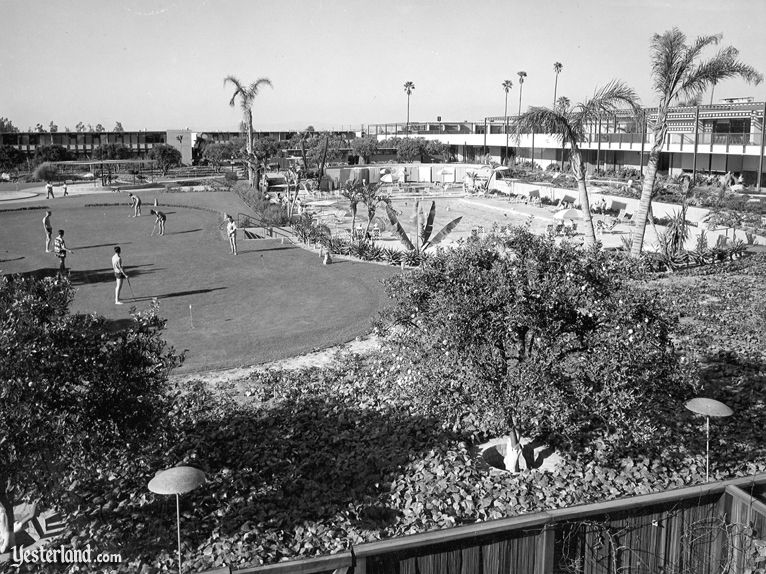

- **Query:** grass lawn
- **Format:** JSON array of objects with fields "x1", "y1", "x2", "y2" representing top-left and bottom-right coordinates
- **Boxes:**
[{"x1": 0, "y1": 191, "x2": 398, "y2": 372}]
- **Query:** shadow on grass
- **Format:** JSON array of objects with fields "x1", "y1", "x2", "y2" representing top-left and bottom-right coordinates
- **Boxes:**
[
  {"x1": 167, "y1": 228, "x2": 203, "y2": 235},
  {"x1": 130, "y1": 286, "x2": 226, "y2": 301},
  {"x1": 76, "y1": 242, "x2": 133, "y2": 250}
]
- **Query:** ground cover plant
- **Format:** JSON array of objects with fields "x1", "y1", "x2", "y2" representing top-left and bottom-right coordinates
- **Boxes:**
[{"x1": 17, "y1": 229, "x2": 764, "y2": 573}]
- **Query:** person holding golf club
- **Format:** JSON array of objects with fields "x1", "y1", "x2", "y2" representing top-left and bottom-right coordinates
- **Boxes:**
[
  {"x1": 129, "y1": 193, "x2": 142, "y2": 217},
  {"x1": 53, "y1": 229, "x2": 72, "y2": 279},
  {"x1": 43, "y1": 210, "x2": 53, "y2": 252},
  {"x1": 112, "y1": 246, "x2": 129, "y2": 305},
  {"x1": 150, "y1": 209, "x2": 166, "y2": 236}
]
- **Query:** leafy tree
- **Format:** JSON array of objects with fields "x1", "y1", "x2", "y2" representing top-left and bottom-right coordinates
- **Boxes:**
[
  {"x1": 149, "y1": 143, "x2": 183, "y2": 175},
  {"x1": 113, "y1": 121, "x2": 124, "y2": 132},
  {"x1": 75, "y1": 122, "x2": 85, "y2": 133},
  {"x1": 93, "y1": 143, "x2": 132, "y2": 160},
  {"x1": 203, "y1": 142, "x2": 236, "y2": 172},
  {"x1": 95, "y1": 124, "x2": 105, "y2": 132},
  {"x1": 293, "y1": 131, "x2": 346, "y2": 181},
  {"x1": 424, "y1": 139, "x2": 450, "y2": 162},
  {"x1": 33, "y1": 144, "x2": 72, "y2": 164},
  {"x1": 553, "y1": 62, "x2": 563, "y2": 108},
  {"x1": 32, "y1": 162, "x2": 59, "y2": 181},
  {"x1": 48, "y1": 121, "x2": 58, "y2": 133},
  {"x1": 0, "y1": 277, "x2": 181, "y2": 551},
  {"x1": 0, "y1": 145, "x2": 24, "y2": 171},
  {"x1": 630, "y1": 29, "x2": 762, "y2": 257},
  {"x1": 0, "y1": 117, "x2": 19, "y2": 133},
  {"x1": 34, "y1": 123, "x2": 45, "y2": 133},
  {"x1": 251, "y1": 135, "x2": 280, "y2": 182},
  {"x1": 516, "y1": 81, "x2": 639, "y2": 247},
  {"x1": 396, "y1": 137, "x2": 425, "y2": 162},
  {"x1": 379, "y1": 229, "x2": 696, "y2": 463},
  {"x1": 350, "y1": 135, "x2": 379, "y2": 164},
  {"x1": 224, "y1": 75, "x2": 273, "y2": 186}
]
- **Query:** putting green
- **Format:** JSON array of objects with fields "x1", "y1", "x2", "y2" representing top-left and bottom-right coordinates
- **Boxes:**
[{"x1": 0, "y1": 192, "x2": 397, "y2": 372}]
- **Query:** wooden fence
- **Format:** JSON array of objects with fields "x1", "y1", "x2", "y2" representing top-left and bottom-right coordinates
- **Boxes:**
[{"x1": 200, "y1": 474, "x2": 766, "y2": 574}]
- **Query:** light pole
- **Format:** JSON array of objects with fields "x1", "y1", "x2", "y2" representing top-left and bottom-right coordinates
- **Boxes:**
[
  {"x1": 685, "y1": 398, "x2": 733, "y2": 482},
  {"x1": 148, "y1": 466, "x2": 206, "y2": 574}
]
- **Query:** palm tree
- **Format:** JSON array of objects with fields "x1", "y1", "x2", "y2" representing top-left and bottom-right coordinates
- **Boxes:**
[
  {"x1": 516, "y1": 71, "x2": 527, "y2": 116},
  {"x1": 404, "y1": 81, "x2": 415, "y2": 133},
  {"x1": 629, "y1": 29, "x2": 762, "y2": 257},
  {"x1": 517, "y1": 81, "x2": 639, "y2": 248},
  {"x1": 502, "y1": 80, "x2": 513, "y2": 163},
  {"x1": 553, "y1": 62, "x2": 563, "y2": 108},
  {"x1": 556, "y1": 96, "x2": 571, "y2": 112},
  {"x1": 224, "y1": 75, "x2": 272, "y2": 187}
]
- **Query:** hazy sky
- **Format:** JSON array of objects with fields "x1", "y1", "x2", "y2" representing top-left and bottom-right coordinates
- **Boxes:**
[{"x1": 2, "y1": 0, "x2": 765, "y2": 132}]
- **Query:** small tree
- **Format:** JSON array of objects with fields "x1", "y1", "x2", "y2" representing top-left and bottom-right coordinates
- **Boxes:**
[
  {"x1": 0, "y1": 145, "x2": 24, "y2": 171},
  {"x1": 350, "y1": 135, "x2": 379, "y2": 164},
  {"x1": 203, "y1": 142, "x2": 235, "y2": 172},
  {"x1": 0, "y1": 277, "x2": 181, "y2": 550},
  {"x1": 94, "y1": 123, "x2": 105, "y2": 132},
  {"x1": 48, "y1": 121, "x2": 58, "y2": 133},
  {"x1": 75, "y1": 122, "x2": 85, "y2": 133},
  {"x1": 113, "y1": 121, "x2": 124, "y2": 132},
  {"x1": 356, "y1": 181, "x2": 390, "y2": 239},
  {"x1": 93, "y1": 143, "x2": 132, "y2": 160},
  {"x1": 32, "y1": 162, "x2": 58, "y2": 181},
  {"x1": 150, "y1": 144, "x2": 183, "y2": 175},
  {"x1": 379, "y1": 229, "x2": 695, "y2": 462},
  {"x1": 424, "y1": 139, "x2": 450, "y2": 162},
  {"x1": 396, "y1": 137, "x2": 424, "y2": 162},
  {"x1": 0, "y1": 117, "x2": 19, "y2": 133},
  {"x1": 33, "y1": 144, "x2": 71, "y2": 165}
]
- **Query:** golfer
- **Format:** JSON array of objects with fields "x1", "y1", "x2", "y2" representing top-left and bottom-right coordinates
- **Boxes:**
[
  {"x1": 53, "y1": 229, "x2": 71, "y2": 279},
  {"x1": 42, "y1": 211, "x2": 53, "y2": 252},
  {"x1": 45, "y1": 181, "x2": 54, "y2": 199},
  {"x1": 129, "y1": 193, "x2": 142, "y2": 217},
  {"x1": 112, "y1": 246, "x2": 129, "y2": 304},
  {"x1": 62, "y1": 181, "x2": 69, "y2": 197},
  {"x1": 150, "y1": 209, "x2": 166, "y2": 236},
  {"x1": 226, "y1": 214, "x2": 238, "y2": 255}
]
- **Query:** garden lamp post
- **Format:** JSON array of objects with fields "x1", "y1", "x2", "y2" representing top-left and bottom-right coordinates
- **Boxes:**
[
  {"x1": 684, "y1": 398, "x2": 733, "y2": 482},
  {"x1": 148, "y1": 466, "x2": 206, "y2": 574}
]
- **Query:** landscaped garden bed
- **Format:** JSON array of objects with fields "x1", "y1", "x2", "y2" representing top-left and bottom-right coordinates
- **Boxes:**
[{"x1": 19, "y1": 232, "x2": 762, "y2": 573}]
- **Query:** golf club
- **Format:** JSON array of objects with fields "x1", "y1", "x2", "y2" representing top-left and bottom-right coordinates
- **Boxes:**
[
  {"x1": 126, "y1": 276, "x2": 136, "y2": 300},
  {"x1": 151, "y1": 222, "x2": 157, "y2": 236}
]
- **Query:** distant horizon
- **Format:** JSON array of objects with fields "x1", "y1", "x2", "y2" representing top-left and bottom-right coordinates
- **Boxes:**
[{"x1": 3, "y1": 0, "x2": 765, "y2": 133}]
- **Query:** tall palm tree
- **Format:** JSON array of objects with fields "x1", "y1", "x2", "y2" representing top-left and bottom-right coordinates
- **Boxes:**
[
  {"x1": 553, "y1": 62, "x2": 563, "y2": 108},
  {"x1": 224, "y1": 75, "x2": 272, "y2": 187},
  {"x1": 556, "y1": 96, "x2": 571, "y2": 111},
  {"x1": 517, "y1": 81, "x2": 639, "y2": 248},
  {"x1": 517, "y1": 71, "x2": 527, "y2": 116},
  {"x1": 404, "y1": 81, "x2": 415, "y2": 133},
  {"x1": 502, "y1": 80, "x2": 513, "y2": 162},
  {"x1": 629, "y1": 29, "x2": 762, "y2": 257}
]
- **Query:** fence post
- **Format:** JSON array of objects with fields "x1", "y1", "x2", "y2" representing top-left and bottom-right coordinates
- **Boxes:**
[{"x1": 534, "y1": 525, "x2": 556, "y2": 574}]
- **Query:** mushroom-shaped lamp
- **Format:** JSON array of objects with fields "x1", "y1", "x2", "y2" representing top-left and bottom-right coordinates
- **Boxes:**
[{"x1": 685, "y1": 398, "x2": 733, "y2": 482}]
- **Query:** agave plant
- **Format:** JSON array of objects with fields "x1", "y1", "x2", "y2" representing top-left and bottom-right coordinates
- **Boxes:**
[{"x1": 385, "y1": 200, "x2": 462, "y2": 255}]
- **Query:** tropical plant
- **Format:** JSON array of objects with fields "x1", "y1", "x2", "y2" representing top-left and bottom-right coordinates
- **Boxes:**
[
  {"x1": 403, "y1": 81, "x2": 415, "y2": 131},
  {"x1": 340, "y1": 181, "x2": 362, "y2": 234},
  {"x1": 556, "y1": 96, "x2": 570, "y2": 112},
  {"x1": 553, "y1": 62, "x2": 563, "y2": 107},
  {"x1": 356, "y1": 181, "x2": 390, "y2": 239},
  {"x1": 224, "y1": 75, "x2": 273, "y2": 187},
  {"x1": 630, "y1": 29, "x2": 762, "y2": 257},
  {"x1": 517, "y1": 71, "x2": 527, "y2": 115},
  {"x1": 502, "y1": 80, "x2": 513, "y2": 161},
  {"x1": 386, "y1": 200, "x2": 461, "y2": 254},
  {"x1": 516, "y1": 81, "x2": 639, "y2": 247}
]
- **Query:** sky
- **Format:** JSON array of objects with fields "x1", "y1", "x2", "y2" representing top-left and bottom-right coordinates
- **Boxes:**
[{"x1": 2, "y1": 0, "x2": 766, "y2": 132}]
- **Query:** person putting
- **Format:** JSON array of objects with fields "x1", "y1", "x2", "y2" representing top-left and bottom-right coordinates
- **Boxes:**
[
  {"x1": 150, "y1": 209, "x2": 166, "y2": 236},
  {"x1": 112, "y1": 246, "x2": 129, "y2": 305},
  {"x1": 129, "y1": 193, "x2": 142, "y2": 217},
  {"x1": 226, "y1": 214, "x2": 238, "y2": 255},
  {"x1": 53, "y1": 229, "x2": 71, "y2": 279},
  {"x1": 42, "y1": 211, "x2": 53, "y2": 252}
]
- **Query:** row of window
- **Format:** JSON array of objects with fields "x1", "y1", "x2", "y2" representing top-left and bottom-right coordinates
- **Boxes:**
[{"x1": 0, "y1": 132, "x2": 166, "y2": 147}]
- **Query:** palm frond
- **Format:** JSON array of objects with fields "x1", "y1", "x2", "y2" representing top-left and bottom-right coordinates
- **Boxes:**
[
  {"x1": 224, "y1": 75, "x2": 245, "y2": 108},
  {"x1": 422, "y1": 201, "x2": 436, "y2": 244},
  {"x1": 424, "y1": 217, "x2": 462, "y2": 250},
  {"x1": 679, "y1": 49, "x2": 763, "y2": 99},
  {"x1": 516, "y1": 107, "x2": 573, "y2": 143},
  {"x1": 249, "y1": 78, "x2": 273, "y2": 94},
  {"x1": 650, "y1": 28, "x2": 688, "y2": 98},
  {"x1": 386, "y1": 205, "x2": 415, "y2": 251}
]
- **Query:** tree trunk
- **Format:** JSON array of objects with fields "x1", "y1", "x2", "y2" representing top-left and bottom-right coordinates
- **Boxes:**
[
  {"x1": 0, "y1": 488, "x2": 15, "y2": 553},
  {"x1": 630, "y1": 119, "x2": 667, "y2": 258},
  {"x1": 553, "y1": 75, "x2": 558, "y2": 109},
  {"x1": 246, "y1": 109, "x2": 255, "y2": 187},
  {"x1": 570, "y1": 149, "x2": 596, "y2": 247}
]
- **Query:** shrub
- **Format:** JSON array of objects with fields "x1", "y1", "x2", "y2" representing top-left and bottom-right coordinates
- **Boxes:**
[
  {"x1": 378, "y1": 228, "x2": 696, "y2": 460},
  {"x1": 32, "y1": 162, "x2": 58, "y2": 181}
]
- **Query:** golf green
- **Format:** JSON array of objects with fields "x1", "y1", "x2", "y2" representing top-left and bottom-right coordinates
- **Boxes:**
[{"x1": 0, "y1": 192, "x2": 397, "y2": 373}]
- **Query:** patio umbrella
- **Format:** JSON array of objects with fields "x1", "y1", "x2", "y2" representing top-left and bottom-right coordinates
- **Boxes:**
[
  {"x1": 553, "y1": 208, "x2": 584, "y2": 220},
  {"x1": 685, "y1": 398, "x2": 733, "y2": 482},
  {"x1": 148, "y1": 466, "x2": 206, "y2": 574}
]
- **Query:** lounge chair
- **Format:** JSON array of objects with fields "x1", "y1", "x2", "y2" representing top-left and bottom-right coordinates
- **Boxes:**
[{"x1": 596, "y1": 218, "x2": 619, "y2": 234}]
